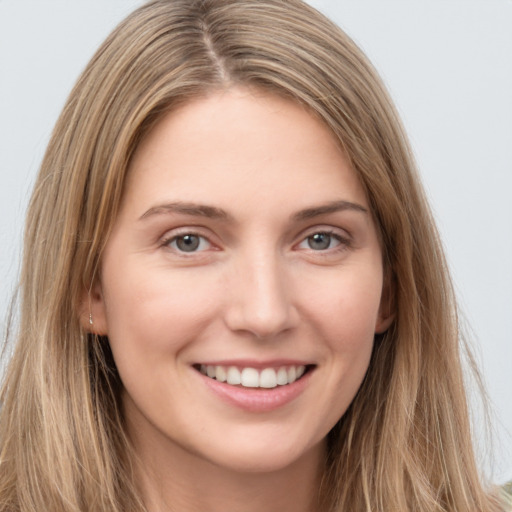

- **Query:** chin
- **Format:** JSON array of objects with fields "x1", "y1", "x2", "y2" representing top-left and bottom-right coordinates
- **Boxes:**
[{"x1": 193, "y1": 432, "x2": 327, "y2": 475}]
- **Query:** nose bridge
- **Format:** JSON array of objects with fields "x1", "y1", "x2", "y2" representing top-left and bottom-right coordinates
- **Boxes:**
[{"x1": 224, "y1": 244, "x2": 297, "y2": 338}]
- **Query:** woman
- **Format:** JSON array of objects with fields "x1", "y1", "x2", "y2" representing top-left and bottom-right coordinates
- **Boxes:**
[{"x1": 0, "y1": 0, "x2": 508, "y2": 510}]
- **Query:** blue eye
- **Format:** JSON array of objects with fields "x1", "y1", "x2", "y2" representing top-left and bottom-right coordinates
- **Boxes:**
[
  {"x1": 299, "y1": 232, "x2": 341, "y2": 251},
  {"x1": 168, "y1": 234, "x2": 210, "y2": 253}
]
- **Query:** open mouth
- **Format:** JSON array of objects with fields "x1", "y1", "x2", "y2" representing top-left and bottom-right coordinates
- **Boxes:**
[{"x1": 194, "y1": 364, "x2": 314, "y2": 389}]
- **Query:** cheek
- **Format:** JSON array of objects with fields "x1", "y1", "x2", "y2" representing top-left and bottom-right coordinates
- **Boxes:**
[
  {"x1": 101, "y1": 262, "x2": 222, "y2": 361},
  {"x1": 300, "y1": 263, "x2": 384, "y2": 344},
  {"x1": 310, "y1": 274, "x2": 380, "y2": 425},
  {"x1": 298, "y1": 262, "x2": 382, "y2": 412}
]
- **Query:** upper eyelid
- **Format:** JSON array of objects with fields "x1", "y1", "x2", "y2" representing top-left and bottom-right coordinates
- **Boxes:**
[
  {"x1": 157, "y1": 224, "x2": 352, "y2": 247},
  {"x1": 160, "y1": 231, "x2": 217, "y2": 258},
  {"x1": 296, "y1": 231, "x2": 349, "y2": 247},
  {"x1": 159, "y1": 228, "x2": 216, "y2": 250},
  {"x1": 160, "y1": 226, "x2": 213, "y2": 241},
  {"x1": 296, "y1": 224, "x2": 352, "y2": 241},
  {"x1": 168, "y1": 233, "x2": 212, "y2": 251}
]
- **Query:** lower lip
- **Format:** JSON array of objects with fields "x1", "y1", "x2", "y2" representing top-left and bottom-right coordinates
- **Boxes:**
[{"x1": 198, "y1": 369, "x2": 313, "y2": 413}]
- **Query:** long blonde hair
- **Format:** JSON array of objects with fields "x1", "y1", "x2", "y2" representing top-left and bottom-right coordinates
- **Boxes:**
[{"x1": 0, "y1": 0, "x2": 505, "y2": 510}]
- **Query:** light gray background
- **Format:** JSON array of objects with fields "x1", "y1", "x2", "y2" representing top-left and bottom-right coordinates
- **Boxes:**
[{"x1": 1, "y1": 0, "x2": 511, "y2": 483}]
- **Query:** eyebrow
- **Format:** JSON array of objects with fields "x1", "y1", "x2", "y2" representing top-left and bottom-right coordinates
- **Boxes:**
[
  {"x1": 139, "y1": 199, "x2": 368, "y2": 222},
  {"x1": 139, "y1": 202, "x2": 232, "y2": 221},
  {"x1": 291, "y1": 200, "x2": 368, "y2": 221}
]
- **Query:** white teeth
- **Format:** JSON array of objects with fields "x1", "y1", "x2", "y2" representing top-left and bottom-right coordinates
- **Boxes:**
[
  {"x1": 215, "y1": 365, "x2": 227, "y2": 382},
  {"x1": 200, "y1": 364, "x2": 308, "y2": 388},
  {"x1": 276, "y1": 367, "x2": 288, "y2": 385},
  {"x1": 241, "y1": 368, "x2": 259, "y2": 388},
  {"x1": 226, "y1": 366, "x2": 241, "y2": 385},
  {"x1": 287, "y1": 366, "x2": 297, "y2": 384},
  {"x1": 259, "y1": 368, "x2": 277, "y2": 388}
]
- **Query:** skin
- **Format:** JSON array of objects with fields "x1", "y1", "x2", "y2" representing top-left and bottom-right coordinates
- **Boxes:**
[{"x1": 87, "y1": 87, "x2": 393, "y2": 512}]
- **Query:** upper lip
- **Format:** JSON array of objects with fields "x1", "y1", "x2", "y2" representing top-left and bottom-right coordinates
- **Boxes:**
[{"x1": 193, "y1": 359, "x2": 314, "y2": 369}]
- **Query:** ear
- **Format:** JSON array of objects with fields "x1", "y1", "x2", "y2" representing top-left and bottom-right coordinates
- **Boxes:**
[
  {"x1": 79, "y1": 279, "x2": 109, "y2": 336},
  {"x1": 375, "y1": 271, "x2": 395, "y2": 334}
]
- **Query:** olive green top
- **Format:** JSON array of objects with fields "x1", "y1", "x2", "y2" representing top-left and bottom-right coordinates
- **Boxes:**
[{"x1": 503, "y1": 481, "x2": 512, "y2": 510}]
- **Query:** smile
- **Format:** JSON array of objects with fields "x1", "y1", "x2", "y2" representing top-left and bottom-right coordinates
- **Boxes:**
[{"x1": 197, "y1": 364, "x2": 308, "y2": 389}]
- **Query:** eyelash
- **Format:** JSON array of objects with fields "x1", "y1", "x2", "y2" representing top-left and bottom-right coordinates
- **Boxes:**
[
  {"x1": 160, "y1": 228, "x2": 351, "y2": 255},
  {"x1": 296, "y1": 230, "x2": 351, "y2": 253},
  {"x1": 161, "y1": 229, "x2": 213, "y2": 255}
]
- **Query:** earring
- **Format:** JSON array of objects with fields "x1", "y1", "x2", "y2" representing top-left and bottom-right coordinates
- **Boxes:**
[{"x1": 89, "y1": 312, "x2": 93, "y2": 325}]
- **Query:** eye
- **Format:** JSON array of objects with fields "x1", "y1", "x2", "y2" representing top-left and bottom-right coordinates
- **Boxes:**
[
  {"x1": 298, "y1": 231, "x2": 342, "y2": 251},
  {"x1": 166, "y1": 234, "x2": 211, "y2": 253}
]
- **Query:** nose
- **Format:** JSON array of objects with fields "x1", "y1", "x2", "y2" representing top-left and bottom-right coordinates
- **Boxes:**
[{"x1": 223, "y1": 251, "x2": 299, "y2": 339}]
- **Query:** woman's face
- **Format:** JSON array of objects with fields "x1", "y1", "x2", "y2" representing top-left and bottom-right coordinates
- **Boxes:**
[{"x1": 90, "y1": 87, "x2": 392, "y2": 473}]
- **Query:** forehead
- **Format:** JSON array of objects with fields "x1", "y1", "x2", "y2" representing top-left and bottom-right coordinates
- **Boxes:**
[{"x1": 122, "y1": 87, "x2": 368, "y2": 219}]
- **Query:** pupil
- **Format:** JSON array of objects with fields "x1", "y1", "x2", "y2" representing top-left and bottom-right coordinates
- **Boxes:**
[
  {"x1": 177, "y1": 235, "x2": 200, "y2": 252},
  {"x1": 308, "y1": 233, "x2": 330, "y2": 250}
]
